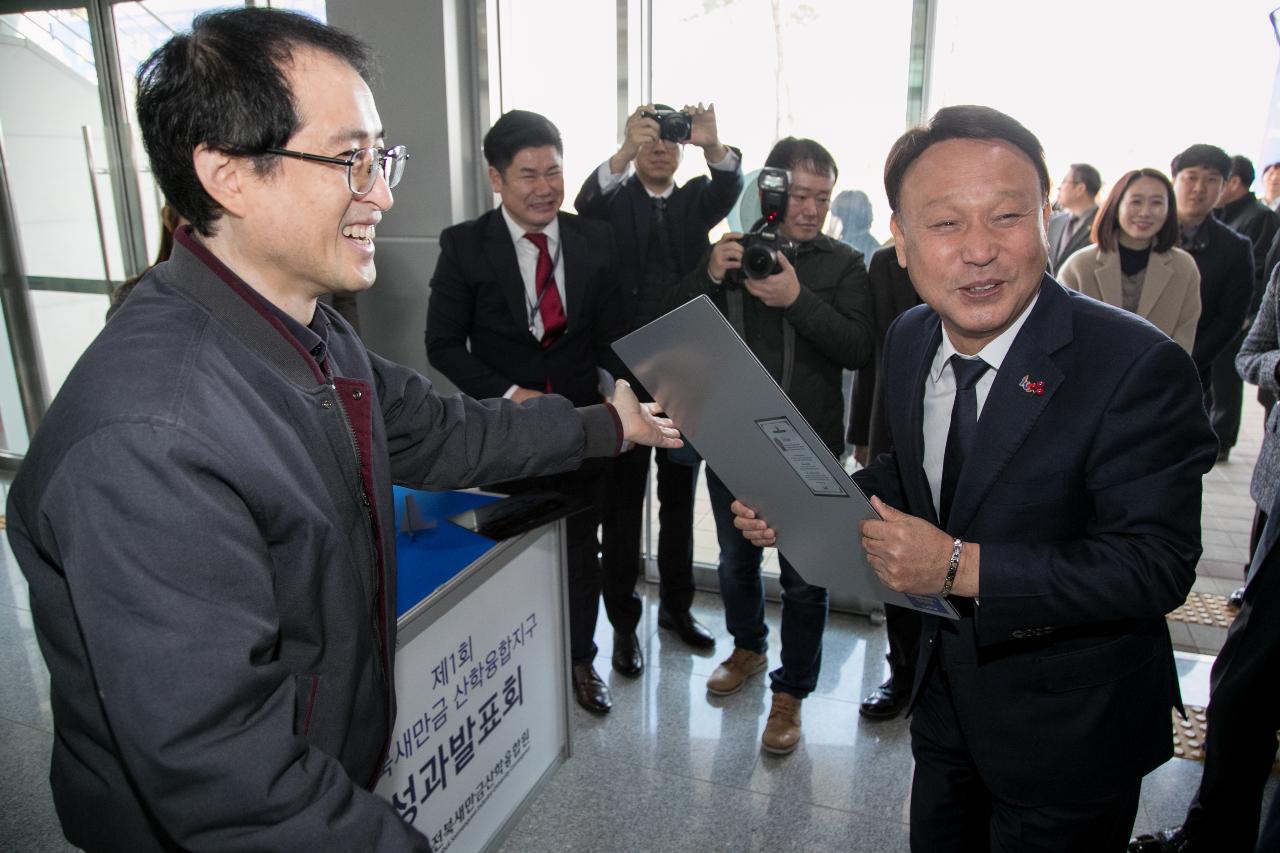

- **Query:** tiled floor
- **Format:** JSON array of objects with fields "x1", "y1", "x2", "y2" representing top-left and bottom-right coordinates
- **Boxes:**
[{"x1": 1, "y1": 399, "x2": 1272, "y2": 851}]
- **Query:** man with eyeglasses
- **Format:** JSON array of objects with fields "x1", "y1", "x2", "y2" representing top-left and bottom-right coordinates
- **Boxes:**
[
  {"x1": 5, "y1": 10, "x2": 678, "y2": 852},
  {"x1": 426, "y1": 109, "x2": 630, "y2": 715},
  {"x1": 1047, "y1": 163, "x2": 1101, "y2": 273}
]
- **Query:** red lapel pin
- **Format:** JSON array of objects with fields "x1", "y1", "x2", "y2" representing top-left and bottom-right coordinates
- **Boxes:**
[{"x1": 1018, "y1": 375, "x2": 1045, "y2": 395}]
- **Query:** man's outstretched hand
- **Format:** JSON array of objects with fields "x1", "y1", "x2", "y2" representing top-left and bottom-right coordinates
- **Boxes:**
[{"x1": 610, "y1": 379, "x2": 683, "y2": 450}]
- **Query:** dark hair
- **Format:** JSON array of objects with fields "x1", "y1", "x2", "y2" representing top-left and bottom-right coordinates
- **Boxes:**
[
  {"x1": 765, "y1": 137, "x2": 838, "y2": 181},
  {"x1": 1265, "y1": 162, "x2": 1280, "y2": 176},
  {"x1": 883, "y1": 105, "x2": 1049, "y2": 212},
  {"x1": 483, "y1": 110, "x2": 563, "y2": 175},
  {"x1": 1228, "y1": 155, "x2": 1255, "y2": 187},
  {"x1": 1069, "y1": 163, "x2": 1102, "y2": 197},
  {"x1": 135, "y1": 8, "x2": 373, "y2": 237},
  {"x1": 1091, "y1": 168, "x2": 1179, "y2": 253},
  {"x1": 1169, "y1": 144, "x2": 1231, "y2": 179}
]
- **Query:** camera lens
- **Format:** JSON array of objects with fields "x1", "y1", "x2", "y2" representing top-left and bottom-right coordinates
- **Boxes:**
[
  {"x1": 742, "y1": 244, "x2": 777, "y2": 279},
  {"x1": 661, "y1": 113, "x2": 691, "y2": 143}
]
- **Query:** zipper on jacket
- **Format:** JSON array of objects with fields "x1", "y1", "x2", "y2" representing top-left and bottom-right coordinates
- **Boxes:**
[{"x1": 328, "y1": 377, "x2": 387, "y2": 685}]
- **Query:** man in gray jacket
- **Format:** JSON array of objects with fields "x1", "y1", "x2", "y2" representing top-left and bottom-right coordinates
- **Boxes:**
[{"x1": 5, "y1": 9, "x2": 677, "y2": 852}]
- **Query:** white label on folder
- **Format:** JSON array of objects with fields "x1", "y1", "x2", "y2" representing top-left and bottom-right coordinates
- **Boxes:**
[{"x1": 755, "y1": 417, "x2": 847, "y2": 497}]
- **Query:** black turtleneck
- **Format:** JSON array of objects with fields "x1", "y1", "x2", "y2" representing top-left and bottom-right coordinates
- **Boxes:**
[{"x1": 1118, "y1": 243, "x2": 1152, "y2": 277}]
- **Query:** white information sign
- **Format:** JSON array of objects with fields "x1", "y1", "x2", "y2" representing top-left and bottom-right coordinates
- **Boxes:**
[
  {"x1": 376, "y1": 527, "x2": 568, "y2": 852},
  {"x1": 755, "y1": 417, "x2": 848, "y2": 497}
]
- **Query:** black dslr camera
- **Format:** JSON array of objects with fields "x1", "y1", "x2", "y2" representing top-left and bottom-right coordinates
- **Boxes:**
[
  {"x1": 732, "y1": 167, "x2": 797, "y2": 281},
  {"x1": 641, "y1": 107, "x2": 692, "y2": 143}
]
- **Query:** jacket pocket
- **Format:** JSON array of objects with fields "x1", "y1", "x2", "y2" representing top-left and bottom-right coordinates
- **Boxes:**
[{"x1": 1037, "y1": 632, "x2": 1157, "y2": 693}]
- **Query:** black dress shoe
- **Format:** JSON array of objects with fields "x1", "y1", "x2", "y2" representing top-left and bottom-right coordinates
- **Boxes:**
[
  {"x1": 571, "y1": 663, "x2": 612, "y2": 713},
  {"x1": 859, "y1": 677, "x2": 910, "y2": 720},
  {"x1": 658, "y1": 606, "x2": 716, "y2": 649},
  {"x1": 1128, "y1": 826, "x2": 1195, "y2": 852},
  {"x1": 1227, "y1": 586, "x2": 1246, "y2": 609},
  {"x1": 611, "y1": 631, "x2": 643, "y2": 677}
]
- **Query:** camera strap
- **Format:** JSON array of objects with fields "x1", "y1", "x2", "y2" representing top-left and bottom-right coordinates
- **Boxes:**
[{"x1": 726, "y1": 289, "x2": 796, "y2": 395}]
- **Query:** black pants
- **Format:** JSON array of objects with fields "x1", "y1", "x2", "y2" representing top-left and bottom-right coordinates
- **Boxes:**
[
  {"x1": 1210, "y1": 328, "x2": 1248, "y2": 450},
  {"x1": 598, "y1": 446, "x2": 698, "y2": 633},
  {"x1": 1182, "y1": 523, "x2": 1280, "y2": 851},
  {"x1": 909, "y1": 666, "x2": 1141, "y2": 852},
  {"x1": 884, "y1": 602, "x2": 921, "y2": 687},
  {"x1": 486, "y1": 465, "x2": 605, "y2": 665}
]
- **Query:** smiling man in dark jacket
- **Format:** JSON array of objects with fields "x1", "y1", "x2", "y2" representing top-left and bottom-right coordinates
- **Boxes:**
[{"x1": 5, "y1": 10, "x2": 677, "y2": 853}]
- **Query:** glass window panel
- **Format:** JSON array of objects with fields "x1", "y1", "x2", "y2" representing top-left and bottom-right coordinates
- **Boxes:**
[
  {"x1": 653, "y1": 0, "x2": 913, "y2": 243},
  {"x1": 928, "y1": 0, "x2": 1277, "y2": 199},
  {"x1": 1, "y1": 8, "x2": 117, "y2": 406},
  {"x1": 494, "y1": 0, "x2": 617, "y2": 210}
]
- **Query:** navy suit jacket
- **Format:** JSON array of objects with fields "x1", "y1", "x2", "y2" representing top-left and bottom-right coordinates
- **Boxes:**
[
  {"x1": 425, "y1": 209, "x2": 625, "y2": 408},
  {"x1": 853, "y1": 276, "x2": 1217, "y2": 805}
]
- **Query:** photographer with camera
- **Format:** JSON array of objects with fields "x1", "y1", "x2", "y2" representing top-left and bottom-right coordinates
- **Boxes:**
[
  {"x1": 575, "y1": 102, "x2": 742, "y2": 672},
  {"x1": 665, "y1": 137, "x2": 873, "y2": 754}
]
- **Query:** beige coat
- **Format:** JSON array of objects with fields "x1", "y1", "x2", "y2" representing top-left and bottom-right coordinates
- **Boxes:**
[{"x1": 1057, "y1": 244, "x2": 1201, "y2": 353}]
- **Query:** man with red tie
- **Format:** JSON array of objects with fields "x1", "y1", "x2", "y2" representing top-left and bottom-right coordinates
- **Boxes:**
[{"x1": 426, "y1": 110, "x2": 627, "y2": 714}]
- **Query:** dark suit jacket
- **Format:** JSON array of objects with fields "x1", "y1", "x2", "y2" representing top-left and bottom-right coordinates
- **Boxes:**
[
  {"x1": 573, "y1": 151, "x2": 743, "y2": 331},
  {"x1": 1218, "y1": 192, "x2": 1280, "y2": 316},
  {"x1": 425, "y1": 209, "x2": 625, "y2": 408},
  {"x1": 853, "y1": 277, "x2": 1217, "y2": 806},
  {"x1": 1185, "y1": 215, "x2": 1254, "y2": 386},
  {"x1": 846, "y1": 245, "x2": 921, "y2": 456},
  {"x1": 1047, "y1": 206, "x2": 1097, "y2": 273}
]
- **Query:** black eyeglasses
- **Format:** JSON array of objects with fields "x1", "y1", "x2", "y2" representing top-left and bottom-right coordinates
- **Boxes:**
[{"x1": 265, "y1": 144, "x2": 409, "y2": 196}]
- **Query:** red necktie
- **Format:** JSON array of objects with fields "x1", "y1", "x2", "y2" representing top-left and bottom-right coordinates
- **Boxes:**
[{"x1": 523, "y1": 232, "x2": 566, "y2": 346}]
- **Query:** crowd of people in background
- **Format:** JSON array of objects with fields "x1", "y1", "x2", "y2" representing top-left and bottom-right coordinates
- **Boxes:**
[{"x1": 419, "y1": 92, "x2": 1280, "y2": 850}]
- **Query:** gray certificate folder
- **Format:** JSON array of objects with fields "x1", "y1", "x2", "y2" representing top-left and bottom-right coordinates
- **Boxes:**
[{"x1": 613, "y1": 295, "x2": 958, "y2": 619}]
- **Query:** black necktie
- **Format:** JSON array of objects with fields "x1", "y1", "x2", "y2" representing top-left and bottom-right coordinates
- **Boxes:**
[
  {"x1": 939, "y1": 354, "x2": 990, "y2": 529},
  {"x1": 650, "y1": 196, "x2": 673, "y2": 266}
]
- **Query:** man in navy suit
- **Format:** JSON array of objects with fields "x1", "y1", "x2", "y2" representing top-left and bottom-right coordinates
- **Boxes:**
[
  {"x1": 426, "y1": 110, "x2": 627, "y2": 714},
  {"x1": 734, "y1": 105, "x2": 1217, "y2": 850}
]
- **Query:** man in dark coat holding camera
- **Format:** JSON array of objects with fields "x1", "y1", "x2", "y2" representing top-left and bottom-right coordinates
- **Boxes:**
[
  {"x1": 665, "y1": 137, "x2": 872, "y2": 755},
  {"x1": 574, "y1": 103, "x2": 742, "y2": 670}
]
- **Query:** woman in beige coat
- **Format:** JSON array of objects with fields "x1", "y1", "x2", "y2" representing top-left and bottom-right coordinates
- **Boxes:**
[{"x1": 1058, "y1": 168, "x2": 1200, "y2": 352}]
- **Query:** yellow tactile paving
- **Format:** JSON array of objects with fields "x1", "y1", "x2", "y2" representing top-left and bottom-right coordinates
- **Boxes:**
[
  {"x1": 1167, "y1": 591, "x2": 1236, "y2": 629},
  {"x1": 1171, "y1": 705, "x2": 1280, "y2": 769},
  {"x1": 1172, "y1": 705, "x2": 1210, "y2": 761}
]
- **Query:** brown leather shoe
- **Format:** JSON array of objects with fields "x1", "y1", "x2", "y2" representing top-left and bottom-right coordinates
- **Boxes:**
[
  {"x1": 762, "y1": 691, "x2": 802, "y2": 754},
  {"x1": 706, "y1": 648, "x2": 768, "y2": 696},
  {"x1": 571, "y1": 663, "x2": 612, "y2": 713}
]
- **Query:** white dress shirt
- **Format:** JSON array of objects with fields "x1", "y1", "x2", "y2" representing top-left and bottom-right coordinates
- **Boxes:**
[
  {"x1": 922, "y1": 293, "x2": 1040, "y2": 515},
  {"x1": 594, "y1": 147, "x2": 741, "y2": 197},
  {"x1": 500, "y1": 206, "x2": 567, "y2": 399}
]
